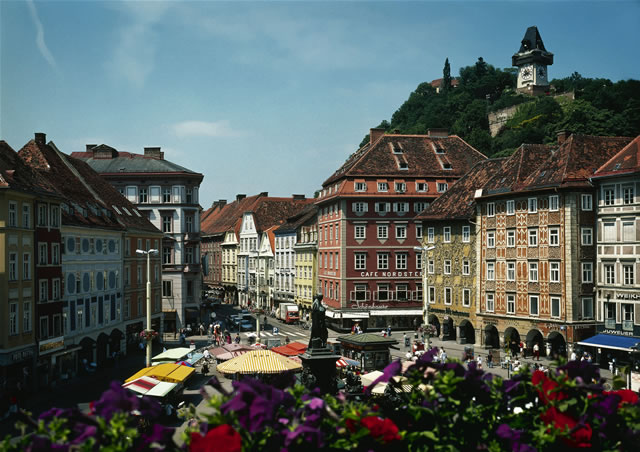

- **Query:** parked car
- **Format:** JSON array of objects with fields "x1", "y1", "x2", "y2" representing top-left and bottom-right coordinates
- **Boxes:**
[{"x1": 240, "y1": 320, "x2": 254, "y2": 331}]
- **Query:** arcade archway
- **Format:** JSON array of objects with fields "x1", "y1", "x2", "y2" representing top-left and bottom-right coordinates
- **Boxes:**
[
  {"x1": 547, "y1": 331, "x2": 567, "y2": 359},
  {"x1": 428, "y1": 314, "x2": 441, "y2": 337},
  {"x1": 459, "y1": 319, "x2": 475, "y2": 344},
  {"x1": 484, "y1": 325, "x2": 499, "y2": 348}
]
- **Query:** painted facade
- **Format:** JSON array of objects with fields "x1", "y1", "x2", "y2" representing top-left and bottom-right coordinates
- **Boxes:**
[{"x1": 294, "y1": 211, "x2": 318, "y2": 314}]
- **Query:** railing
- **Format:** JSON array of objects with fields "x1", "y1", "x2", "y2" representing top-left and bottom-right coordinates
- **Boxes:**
[
  {"x1": 604, "y1": 318, "x2": 616, "y2": 329},
  {"x1": 623, "y1": 320, "x2": 634, "y2": 331}
]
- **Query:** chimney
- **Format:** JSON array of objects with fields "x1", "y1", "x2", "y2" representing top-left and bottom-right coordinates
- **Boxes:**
[
  {"x1": 144, "y1": 147, "x2": 163, "y2": 159},
  {"x1": 556, "y1": 130, "x2": 570, "y2": 144},
  {"x1": 86, "y1": 144, "x2": 97, "y2": 153},
  {"x1": 34, "y1": 133, "x2": 46, "y2": 144},
  {"x1": 259, "y1": 192, "x2": 269, "y2": 197},
  {"x1": 218, "y1": 199, "x2": 227, "y2": 207},
  {"x1": 292, "y1": 194, "x2": 306, "y2": 200},
  {"x1": 236, "y1": 194, "x2": 246, "y2": 202},
  {"x1": 427, "y1": 128, "x2": 449, "y2": 137},
  {"x1": 370, "y1": 128, "x2": 385, "y2": 144}
]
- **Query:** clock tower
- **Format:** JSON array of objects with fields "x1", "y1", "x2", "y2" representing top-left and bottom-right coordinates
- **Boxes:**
[{"x1": 512, "y1": 26, "x2": 554, "y2": 95}]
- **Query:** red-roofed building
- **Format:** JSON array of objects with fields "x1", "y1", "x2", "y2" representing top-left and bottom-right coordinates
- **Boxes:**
[
  {"x1": 475, "y1": 134, "x2": 633, "y2": 358},
  {"x1": 317, "y1": 129, "x2": 486, "y2": 332},
  {"x1": 591, "y1": 136, "x2": 640, "y2": 351}
]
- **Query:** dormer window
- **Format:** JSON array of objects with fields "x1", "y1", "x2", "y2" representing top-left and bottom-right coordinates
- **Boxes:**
[
  {"x1": 435, "y1": 145, "x2": 445, "y2": 154},
  {"x1": 392, "y1": 143, "x2": 403, "y2": 154},
  {"x1": 443, "y1": 163, "x2": 452, "y2": 170},
  {"x1": 354, "y1": 181, "x2": 367, "y2": 192},
  {"x1": 395, "y1": 182, "x2": 406, "y2": 193},
  {"x1": 416, "y1": 182, "x2": 428, "y2": 192},
  {"x1": 398, "y1": 161, "x2": 408, "y2": 170}
]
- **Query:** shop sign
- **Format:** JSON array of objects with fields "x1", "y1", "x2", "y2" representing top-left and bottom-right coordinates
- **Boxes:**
[
  {"x1": 350, "y1": 301, "x2": 389, "y2": 309},
  {"x1": 603, "y1": 329, "x2": 635, "y2": 337},
  {"x1": 39, "y1": 337, "x2": 65, "y2": 355},
  {"x1": 11, "y1": 349, "x2": 34, "y2": 362},
  {"x1": 617, "y1": 293, "x2": 640, "y2": 300},
  {"x1": 359, "y1": 271, "x2": 420, "y2": 278}
]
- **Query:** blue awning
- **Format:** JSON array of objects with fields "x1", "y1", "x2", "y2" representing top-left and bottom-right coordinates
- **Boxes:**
[{"x1": 577, "y1": 334, "x2": 640, "y2": 352}]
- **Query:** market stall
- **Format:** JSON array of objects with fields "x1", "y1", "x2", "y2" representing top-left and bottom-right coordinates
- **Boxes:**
[
  {"x1": 216, "y1": 349, "x2": 302, "y2": 376},
  {"x1": 125, "y1": 363, "x2": 195, "y2": 385}
]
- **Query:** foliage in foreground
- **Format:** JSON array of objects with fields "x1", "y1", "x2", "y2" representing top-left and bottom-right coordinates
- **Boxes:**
[{"x1": 2, "y1": 348, "x2": 639, "y2": 451}]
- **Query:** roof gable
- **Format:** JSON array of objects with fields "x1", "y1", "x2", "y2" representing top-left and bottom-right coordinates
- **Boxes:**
[{"x1": 593, "y1": 135, "x2": 640, "y2": 178}]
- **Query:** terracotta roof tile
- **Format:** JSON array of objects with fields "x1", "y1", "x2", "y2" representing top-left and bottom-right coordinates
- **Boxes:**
[
  {"x1": 417, "y1": 158, "x2": 507, "y2": 220},
  {"x1": 0, "y1": 141, "x2": 58, "y2": 196},
  {"x1": 482, "y1": 144, "x2": 554, "y2": 196},
  {"x1": 593, "y1": 135, "x2": 640, "y2": 178}
]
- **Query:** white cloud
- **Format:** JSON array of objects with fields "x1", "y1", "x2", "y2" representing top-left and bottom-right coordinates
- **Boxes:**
[
  {"x1": 172, "y1": 120, "x2": 240, "y2": 138},
  {"x1": 26, "y1": 0, "x2": 59, "y2": 74},
  {"x1": 106, "y1": 2, "x2": 172, "y2": 86}
]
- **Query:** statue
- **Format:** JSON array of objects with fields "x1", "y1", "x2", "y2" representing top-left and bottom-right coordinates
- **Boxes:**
[{"x1": 308, "y1": 294, "x2": 328, "y2": 349}]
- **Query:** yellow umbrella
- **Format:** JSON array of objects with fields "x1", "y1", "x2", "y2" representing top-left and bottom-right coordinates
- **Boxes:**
[
  {"x1": 216, "y1": 349, "x2": 303, "y2": 375},
  {"x1": 125, "y1": 363, "x2": 195, "y2": 383}
]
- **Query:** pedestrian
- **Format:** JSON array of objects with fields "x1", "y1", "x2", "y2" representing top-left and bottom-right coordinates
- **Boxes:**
[
  {"x1": 199, "y1": 323, "x2": 204, "y2": 336},
  {"x1": 440, "y1": 349, "x2": 447, "y2": 362},
  {"x1": 487, "y1": 352, "x2": 493, "y2": 368},
  {"x1": 234, "y1": 333, "x2": 240, "y2": 344},
  {"x1": 413, "y1": 318, "x2": 417, "y2": 331},
  {"x1": 533, "y1": 343, "x2": 540, "y2": 361},
  {"x1": 477, "y1": 355, "x2": 483, "y2": 369},
  {"x1": 570, "y1": 350, "x2": 577, "y2": 361},
  {"x1": 404, "y1": 333, "x2": 409, "y2": 348},
  {"x1": 387, "y1": 325, "x2": 392, "y2": 336}
]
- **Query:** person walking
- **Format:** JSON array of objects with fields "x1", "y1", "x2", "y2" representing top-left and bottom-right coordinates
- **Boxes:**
[
  {"x1": 533, "y1": 343, "x2": 540, "y2": 361},
  {"x1": 487, "y1": 352, "x2": 493, "y2": 368},
  {"x1": 477, "y1": 355, "x2": 483, "y2": 370}
]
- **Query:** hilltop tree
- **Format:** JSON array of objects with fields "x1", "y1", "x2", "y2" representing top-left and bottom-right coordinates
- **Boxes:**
[{"x1": 442, "y1": 58, "x2": 452, "y2": 94}]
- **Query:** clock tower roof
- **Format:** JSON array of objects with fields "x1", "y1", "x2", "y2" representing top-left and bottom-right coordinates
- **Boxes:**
[{"x1": 512, "y1": 26, "x2": 554, "y2": 67}]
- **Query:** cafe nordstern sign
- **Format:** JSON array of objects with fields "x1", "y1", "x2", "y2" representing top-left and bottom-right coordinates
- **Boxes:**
[
  {"x1": 359, "y1": 271, "x2": 421, "y2": 278},
  {"x1": 39, "y1": 336, "x2": 65, "y2": 355}
]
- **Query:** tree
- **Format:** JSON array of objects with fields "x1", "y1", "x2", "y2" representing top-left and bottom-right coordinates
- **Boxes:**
[{"x1": 442, "y1": 58, "x2": 452, "y2": 94}]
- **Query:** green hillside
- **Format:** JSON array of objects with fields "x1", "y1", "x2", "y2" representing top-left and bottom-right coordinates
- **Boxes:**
[{"x1": 362, "y1": 58, "x2": 640, "y2": 157}]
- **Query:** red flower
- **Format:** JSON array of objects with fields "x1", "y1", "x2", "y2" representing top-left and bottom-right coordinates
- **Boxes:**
[
  {"x1": 541, "y1": 407, "x2": 592, "y2": 448},
  {"x1": 345, "y1": 418, "x2": 358, "y2": 433},
  {"x1": 360, "y1": 416, "x2": 402, "y2": 443},
  {"x1": 532, "y1": 370, "x2": 567, "y2": 404},
  {"x1": 604, "y1": 389, "x2": 639, "y2": 407},
  {"x1": 190, "y1": 425, "x2": 242, "y2": 452}
]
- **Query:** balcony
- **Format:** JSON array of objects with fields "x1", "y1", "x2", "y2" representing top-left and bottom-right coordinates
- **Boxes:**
[
  {"x1": 184, "y1": 231, "x2": 200, "y2": 242},
  {"x1": 604, "y1": 318, "x2": 616, "y2": 329},
  {"x1": 183, "y1": 264, "x2": 201, "y2": 273},
  {"x1": 623, "y1": 320, "x2": 634, "y2": 331}
]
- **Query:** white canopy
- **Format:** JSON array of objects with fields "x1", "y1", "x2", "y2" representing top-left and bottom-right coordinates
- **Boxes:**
[{"x1": 152, "y1": 347, "x2": 192, "y2": 362}]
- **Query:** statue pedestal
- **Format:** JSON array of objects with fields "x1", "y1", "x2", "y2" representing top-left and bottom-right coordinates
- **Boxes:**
[{"x1": 300, "y1": 346, "x2": 340, "y2": 395}]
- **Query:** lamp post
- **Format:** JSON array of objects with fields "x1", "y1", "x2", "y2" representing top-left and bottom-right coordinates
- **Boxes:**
[
  {"x1": 136, "y1": 248, "x2": 158, "y2": 367},
  {"x1": 414, "y1": 245, "x2": 436, "y2": 349}
]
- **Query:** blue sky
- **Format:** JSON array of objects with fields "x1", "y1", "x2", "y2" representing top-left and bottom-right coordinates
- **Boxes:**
[{"x1": 2, "y1": 1, "x2": 638, "y2": 209}]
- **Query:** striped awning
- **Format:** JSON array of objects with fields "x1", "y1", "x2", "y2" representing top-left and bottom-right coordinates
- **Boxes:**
[
  {"x1": 216, "y1": 349, "x2": 302, "y2": 375},
  {"x1": 122, "y1": 376, "x2": 177, "y2": 398},
  {"x1": 336, "y1": 357, "x2": 360, "y2": 368}
]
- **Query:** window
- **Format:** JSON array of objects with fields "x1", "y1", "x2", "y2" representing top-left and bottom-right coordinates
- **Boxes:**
[
  {"x1": 428, "y1": 259, "x2": 434, "y2": 274},
  {"x1": 582, "y1": 298, "x2": 593, "y2": 319},
  {"x1": 443, "y1": 227, "x2": 451, "y2": 243},
  {"x1": 377, "y1": 182, "x2": 388, "y2": 192},
  {"x1": 186, "y1": 188, "x2": 193, "y2": 203},
  {"x1": 38, "y1": 243, "x2": 48, "y2": 265},
  {"x1": 529, "y1": 262, "x2": 538, "y2": 282},
  {"x1": 551, "y1": 297, "x2": 561, "y2": 318},
  {"x1": 9, "y1": 303, "x2": 18, "y2": 335},
  {"x1": 354, "y1": 182, "x2": 367, "y2": 192},
  {"x1": 582, "y1": 262, "x2": 593, "y2": 283},
  {"x1": 462, "y1": 226, "x2": 470, "y2": 242},
  {"x1": 394, "y1": 182, "x2": 406, "y2": 193},
  {"x1": 51, "y1": 243, "x2": 60, "y2": 265},
  {"x1": 528, "y1": 229, "x2": 538, "y2": 246},
  {"x1": 444, "y1": 287, "x2": 452, "y2": 305},
  {"x1": 375, "y1": 202, "x2": 390, "y2": 213},
  {"x1": 138, "y1": 188, "x2": 148, "y2": 203},
  {"x1": 416, "y1": 182, "x2": 428, "y2": 192},
  {"x1": 162, "y1": 246, "x2": 172, "y2": 264},
  {"x1": 506, "y1": 200, "x2": 515, "y2": 215},
  {"x1": 487, "y1": 202, "x2": 495, "y2": 217},
  {"x1": 396, "y1": 284, "x2": 408, "y2": 301},
  {"x1": 9, "y1": 253, "x2": 17, "y2": 281},
  {"x1": 507, "y1": 294, "x2": 515, "y2": 314},
  {"x1": 377, "y1": 284, "x2": 389, "y2": 301},
  {"x1": 22, "y1": 204, "x2": 31, "y2": 228},
  {"x1": 486, "y1": 261, "x2": 495, "y2": 280},
  {"x1": 487, "y1": 231, "x2": 495, "y2": 248},
  {"x1": 623, "y1": 304, "x2": 634, "y2": 331},
  {"x1": 528, "y1": 198, "x2": 537, "y2": 213},
  {"x1": 462, "y1": 289, "x2": 470, "y2": 307},
  {"x1": 623, "y1": 185, "x2": 634, "y2": 205},
  {"x1": 603, "y1": 222, "x2": 616, "y2": 242},
  {"x1": 486, "y1": 293, "x2": 494, "y2": 312},
  {"x1": 623, "y1": 220, "x2": 635, "y2": 242},
  {"x1": 462, "y1": 259, "x2": 470, "y2": 275},
  {"x1": 580, "y1": 193, "x2": 593, "y2": 210},
  {"x1": 162, "y1": 280, "x2": 173, "y2": 297},
  {"x1": 396, "y1": 253, "x2": 407, "y2": 270},
  {"x1": 162, "y1": 188, "x2": 172, "y2": 203},
  {"x1": 354, "y1": 225, "x2": 366, "y2": 240},
  {"x1": 396, "y1": 225, "x2": 407, "y2": 239},
  {"x1": 623, "y1": 264, "x2": 635, "y2": 285},
  {"x1": 428, "y1": 227, "x2": 435, "y2": 243},
  {"x1": 186, "y1": 215, "x2": 194, "y2": 232},
  {"x1": 377, "y1": 224, "x2": 388, "y2": 239},
  {"x1": 185, "y1": 246, "x2": 194, "y2": 264},
  {"x1": 416, "y1": 223, "x2": 423, "y2": 238},
  {"x1": 444, "y1": 260, "x2": 451, "y2": 275},
  {"x1": 77, "y1": 306, "x2": 83, "y2": 330},
  {"x1": 416, "y1": 253, "x2": 422, "y2": 270},
  {"x1": 507, "y1": 261, "x2": 516, "y2": 281},
  {"x1": 355, "y1": 253, "x2": 366, "y2": 270},
  {"x1": 581, "y1": 228, "x2": 593, "y2": 246},
  {"x1": 549, "y1": 227, "x2": 559, "y2": 246},
  {"x1": 437, "y1": 182, "x2": 448, "y2": 193},
  {"x1": 22, "y1": 253, "x2": 31, "y2": 280},
  {"x1": 137, "y1": 266, "x2": 142, "y2": 284},
  {"x1": 377, "y1": 253, "x2": 389, "y2": 270},
  {"x1": 530, "y1": 295, "x2": 539, "y2": 316},
  {"x1": 393, "y1": 202, "x2": 409, "y2": 213},
  {"x1": 603, "y1": 188, "x2": 615, "y2": 206},
  {"x1": 52, "y1": 279, "x2": 60, "y2": 300},
  {"x1": 38, "y1": 204, "x2": 48, "y2": 226},
  {"x1": 8, "y1": 202, "x2": 17, "y2": 227},
  {"x1": 23, "y1": 301, "x2": 31, "y2": 332},
  {"x1": 550, "y1": 261, "x2": 560, "y2": 282},
  {"x1": 429, "y1": 286, "x2": 436, "y2": 304},
  {"x1": 604, "y1": 263, "x2": 615, "y2": 284},
  {"x1": 162, "y1": 215, "x2": 172, "y2": 233},
  {"x1": 39, "y1": 280, "x2": 48, "y2": 302},
  {"x1": 507, "y1": 230, "x2": 516, "y2": 247},
  {"x1": 352, "y1": 202, "x2": 368, "y2": 213}
]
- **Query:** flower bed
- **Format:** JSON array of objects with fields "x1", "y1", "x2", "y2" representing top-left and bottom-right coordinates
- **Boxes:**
[{"x1": 2, "y1": 348, "x2": 638, "y2": 451}]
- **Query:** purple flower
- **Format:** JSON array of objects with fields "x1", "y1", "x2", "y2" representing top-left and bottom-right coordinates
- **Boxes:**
[
  {"x1": 283, "y1": 425, "x2": 324, "y2": 448},
  {"x1": 141, "y1": 423, "x2": 174, "y2": 446},
  {"x1": 92, "y1": 382, "x2": 140, "y2": 420},
  {"x1": 558, "y1": 360, "x2": 601, "y2": 383},
  {"x1": 496, "y1": 424, "x2": 536, "y2": 452},
  {"x1": 307, "y1": 397, "x2": 325, "y2": 411}
]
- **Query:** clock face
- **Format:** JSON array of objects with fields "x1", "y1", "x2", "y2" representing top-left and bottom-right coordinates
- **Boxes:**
[
  {"x1": 537, "y1": 67, "x2": 546, "y2": 77},
  {"x1": 520, "y1": 65, "x2": 533, "y2": 81}
]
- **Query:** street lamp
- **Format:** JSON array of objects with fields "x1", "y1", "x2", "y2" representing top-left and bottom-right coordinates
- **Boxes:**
[
  {"x1": 136, "y1": 248, "x2": 159, "y2": 367},
  {"x1": 414, "y1": 245, "x2": 436, "y2": 349}
]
